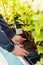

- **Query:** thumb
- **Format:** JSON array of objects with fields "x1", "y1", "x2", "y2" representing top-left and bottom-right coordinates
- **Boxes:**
[
  {"x1": 19, "y1": 45, "x2": 24, "y2": 48},
  {"x1": 22, "y1": 38, "x2": 26, "y2": 41}
]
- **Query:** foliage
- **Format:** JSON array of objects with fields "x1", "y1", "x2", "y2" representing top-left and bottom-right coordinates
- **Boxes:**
[
  {"x1": 14, "y1": 0, "x2": 43, "y2": 55},
  {"x1": 17, "y1": 3, "x2": 35, "y2": 31},
  {"x1": 16, "y1": 3, "x2": 43, "y2": 54},
  {"x1": 32, "y1": 13, "x2": 43, "y2": 54},
  {"x1": 14, "y1": 0, "x2": 43, "y2": 57},
  {"x1": 0, "y1": 0, "x2": 18, "y2": 28},
  {"x1": 11, "y1": 0, "x2": 43, "y2": 55},
  {"x1": 37, "y1": 45, "x2": 43, "y2": 54},
  {"x1": 35, "y1": 58, "x2": 43, "y2": 65}
]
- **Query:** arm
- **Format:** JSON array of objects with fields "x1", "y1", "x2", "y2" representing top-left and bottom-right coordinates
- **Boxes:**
[
  {"x1": 0, "y1": 30, "x2": 14, "y2": 52},
  {"x1": 0, "y1": 20, "x2": 16, "y2": 39},
  {"x1": 0, "y1": 30, "x2": 29, "y2": 56}
]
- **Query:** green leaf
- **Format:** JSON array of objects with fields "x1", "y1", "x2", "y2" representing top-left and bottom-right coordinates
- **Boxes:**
[
  {"x1": 22, "y1": 26, "x2": 27, "y2": 31},
  {"x1": 39, "y1": 14, "x2": 43, "y2": 26},
  {"x1": 37, "y1": 45, "x2": 43, "y2": 54},
  {"x1": 32, "y1": 14, "x2": 40, "y2": 20},
  {"x1": 35, "y1": 58, "x2": 43, "y2": 65},
  {"x1": 17, "y1": 20, "x2": 24, "y2": 24},
  {"x1": 26, "y1": 25, "x2": 34, "y2": 31},
  {"x1": 35, "y1": 22, "x2": 40, "y2": 35},
  {"x1": 32, "y1": 31, "x2": 43, "y2": 42}
]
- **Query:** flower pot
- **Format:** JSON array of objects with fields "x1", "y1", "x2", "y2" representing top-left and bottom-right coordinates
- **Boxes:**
[{"x1": 22, "y1": 31, "x2": 37, "y2": 52}]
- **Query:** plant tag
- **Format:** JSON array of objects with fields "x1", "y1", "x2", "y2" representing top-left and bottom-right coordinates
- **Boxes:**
[{"x1": 16, "y1": 28, "x2": 23, "y2": 34}]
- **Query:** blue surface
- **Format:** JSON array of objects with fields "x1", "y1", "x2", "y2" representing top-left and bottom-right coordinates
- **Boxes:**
[{"x1": 0, "y1": 47, "x2": 23, "y2": 65}]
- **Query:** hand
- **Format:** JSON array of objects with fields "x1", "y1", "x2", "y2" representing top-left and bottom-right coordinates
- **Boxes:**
[
  {"x1": 11, "y1": 35, "x2": 26, "y2": 44},
  {"x1": 11, "y1": 45, "x2": 29, "y2": 57}
]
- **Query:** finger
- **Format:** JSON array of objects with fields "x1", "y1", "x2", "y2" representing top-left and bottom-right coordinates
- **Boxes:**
[
  {"x1": 22, "y1": 38, "x2": 26, "y2": 41},
  {"x1": 20, "y1": 52, "x2": 28, "y2": 57},
  {"x1": 22, "y1": 49, "x2": 29, "y2": 55},
  {"x1": 19, "y1": 45, "x2": 24, "y2": 48}
]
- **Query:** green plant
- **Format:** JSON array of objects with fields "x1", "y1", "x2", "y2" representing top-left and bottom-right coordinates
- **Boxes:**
[
  {"x1": 17, "y1": 3, "x2": 35, "y2": 31},
  {"x1": 16, "y1": 3, "x2": 43, "y2": 54},
  {"x1": 0, "y1": 0, "x2": 17, "y2": 28},
  {"x1": 15, "y1": 1, "x2": 43, "y2": 64},
  {"x1": 35, "y1": 58, "x2": 43, "y2": 65},
  {"x1": 32, "y1": 13, "x2": 43, "y2": 54}
]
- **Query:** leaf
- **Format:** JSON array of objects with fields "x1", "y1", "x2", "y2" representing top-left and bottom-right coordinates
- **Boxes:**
[
  {"x1": 35, "y1": 22, "x2": 40, "y2": 35},
  {"x1": 32, "y1": 14, "x2": 40, "y2": 20},
  {"x1": 37, "y1": 45, "x2": 43, "y2": 54},
  {"x1": 32, "y1": 31, "x2": 43, "y2": 43},
  {"x1": 35, "y1": 58, "x2": 43, "y2": 65},
  {"x1": 26, "y1": 25, "x2": 34, "y2": 31},
  {"x1": 39, "y1": 14, "x2": 43, "y2": 26},
  {"x1": 22, "y1": 26, "x2": 27, "y2": 31},
  {"x1": 17, "y1": 20, "x2": 24, "y2": 24}
]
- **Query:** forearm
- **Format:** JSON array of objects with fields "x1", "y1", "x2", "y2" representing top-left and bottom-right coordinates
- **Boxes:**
[
  {"x1": 0, "y1": 20, "x2": 16, "y2": 39},
  {"x1": 0, "y1": 30, "x2": 14, "y2": 52}
]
